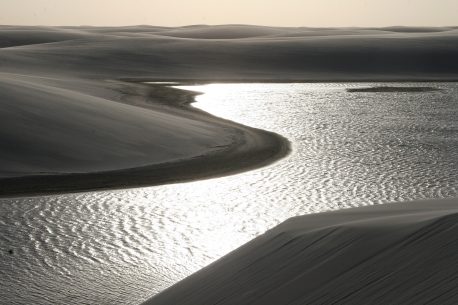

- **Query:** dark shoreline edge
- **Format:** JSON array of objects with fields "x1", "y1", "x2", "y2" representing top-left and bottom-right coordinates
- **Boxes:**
[
  {"x1": 2, "y1": 79, "x2": 455, "y2": 198},
  {"x1": 0, "y1": 81, "x2": 291, "y2": 198}
]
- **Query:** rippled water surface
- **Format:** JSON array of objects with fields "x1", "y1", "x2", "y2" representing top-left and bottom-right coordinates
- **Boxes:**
[{"x1": 1, "y1": 83, "x2": 458, "y2": 304}]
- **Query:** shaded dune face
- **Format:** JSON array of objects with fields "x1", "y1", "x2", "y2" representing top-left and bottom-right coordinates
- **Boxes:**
[
  {"x1": 0, "y1": 27, "x2": 99, "y2": 48},
  {"x1": 0, "y1": 25, "x2": 456, "y2": 187},
  {"x1": 153, "y1": 25, "x2": 289, "y2": 39},
  {"x1": 0, "y1": 25, "x2": 457, "y2": 79},
  {"x1": 145, "y1": 199, "x2": 458, "y2": 305},
  {"x1": 0, "y1": 75, "x2": 231, "y2": 178}
]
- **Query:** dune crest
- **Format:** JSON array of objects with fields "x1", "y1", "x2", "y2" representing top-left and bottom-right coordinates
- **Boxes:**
[
  {"x1": 144, "y1": 199, "x2": 458, "y2": 305},
  {"x1": 0, "y1": 25, "x2": 457, "y2": 195},
  {"x1": 1, "y1": 25, "x2": 457, "y2": 80}
]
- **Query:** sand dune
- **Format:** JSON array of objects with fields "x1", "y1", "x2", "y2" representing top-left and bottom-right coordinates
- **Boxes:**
[
  {"x1": 0, "y1": 29, "x2": 93, "y2": 48},
  {"x1": 144, "y1": 198, "x2": 458, "y2": 305},
  {"x1": 0, "y1": 73, "x2": 235, "y2": 177},
  {"x1": 1, "y1": 25, "x2": 458, "y2": 80},
  {"x1": 153, "y1": 25, "x2": 289, "y2": 39},
  {"x1": 379, "y1": 26, "x2": 456, "y2": 33},
  {"x1": 1, "y1": 24, "x2": 457, "y2": 303},
  {"x1": 0, "y1": 25, "x2": 457, "y2": 195},
  {"x1": 0, "y1": 72, "x2": 287, "y2": 195}
]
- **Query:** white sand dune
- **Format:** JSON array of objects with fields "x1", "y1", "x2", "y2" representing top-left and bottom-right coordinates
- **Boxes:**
[
  {"x1": 0, "y1": 73, "x2": 235, "y2": 177},
  {"x1": 0, "y1": 28, "x2": 94, "y2": 48},
  {"x1": 153, "y1": 25, "x2": 289, "y2": 39},
  {"x1": 379, "y1": 26, "x2": 456, "y2": 33},
  {"x1": 0, "y1": 25, "x2": 456, "y2": 195},
  {"x1": 144, "y1": 198, "x2": 458, "y2": 305},
  {"x1": 1, "y1": 24, "x2": 457, "y2": 303},
  {"x1": 0, "y1": 71, "x2": 287, "y2": 195},
  {"x1": 1, "y1": 25, "x2": 458, "y2": 80}
]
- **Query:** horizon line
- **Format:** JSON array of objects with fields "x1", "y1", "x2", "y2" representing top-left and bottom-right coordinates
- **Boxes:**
[{"x1": 1, "y1": 24, "x2": 457, "y2": 29}]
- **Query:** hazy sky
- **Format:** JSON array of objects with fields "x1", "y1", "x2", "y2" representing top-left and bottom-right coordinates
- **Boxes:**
[{"x1": 1, "y1": 0, "x2": 457, "y2": 27}]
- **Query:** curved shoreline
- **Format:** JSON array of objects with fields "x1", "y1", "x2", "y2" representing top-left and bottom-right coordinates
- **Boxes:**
[{"x1": 0, "y1": 81, "x2": 290, "y2": 197}]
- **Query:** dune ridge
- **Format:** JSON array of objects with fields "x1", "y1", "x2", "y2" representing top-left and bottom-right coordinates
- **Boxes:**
[
  {"x1": 0, "y1": 72, "x2": 289, "y2": 196},
  {"x1": 1, "y1": 25, "x2": 458, "y2": 80},
  {"x1": 144, "y1": 198, "x2": 458, "y2": 305},
  {"x1": 1, "y1": 25, "x2": 457, "y2": 304},
  {"x1": 0, "y1": 25, "x2": 457, "y2": 194}
]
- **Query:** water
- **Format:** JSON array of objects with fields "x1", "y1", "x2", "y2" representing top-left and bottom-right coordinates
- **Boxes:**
[{"x1": 1, "y1": 83, "x2": 457, "y2": 304}]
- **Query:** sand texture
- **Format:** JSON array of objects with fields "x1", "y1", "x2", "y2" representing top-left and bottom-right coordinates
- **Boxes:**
[
  {"x1": 1, "y1": 25, "x2": 458, "y2": 81},
  {"x1": 0, "y1": 73, "x2": 288, "y2": 196},
  {"x1": 1, "y1": 25, "x2": 457, "y2": 195},
  {"x1": 144, "y1": 198, "x2": 458, "y2": 305},
  {"x1": 2, "y1": 24, "x2": 458, "y2": 304}
]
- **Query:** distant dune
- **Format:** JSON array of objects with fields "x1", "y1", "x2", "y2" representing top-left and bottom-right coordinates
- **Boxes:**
[
  {"x1": 144, "y1": 198, "x2": 458, "y2": 305},
  {"x1": 346, "y1": 86, "x2": 442, "y2": 92},
  {"x1": 1, "y1": 25, "x2": 458, "y2": 80},
  {"x1": 0, "y1": 25, "x2": 457, "y2": 194},
  {"x1": 2, "y1": 25, "x2": 458, "y2": 304}
]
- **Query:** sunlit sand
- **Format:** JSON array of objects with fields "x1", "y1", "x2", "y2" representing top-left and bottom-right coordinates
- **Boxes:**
[{"x1": 1, "y1": 25, "x2": 458, "y2": 304}]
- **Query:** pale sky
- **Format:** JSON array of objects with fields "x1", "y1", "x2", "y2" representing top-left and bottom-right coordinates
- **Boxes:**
[{"x1": 0, "y1": 0, "x2": 456, "y2": 27}]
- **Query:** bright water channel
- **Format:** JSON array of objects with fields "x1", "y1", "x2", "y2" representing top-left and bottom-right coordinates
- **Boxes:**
[{"x1": 1, "y1": 83, "x2": 457, "y2": 304}]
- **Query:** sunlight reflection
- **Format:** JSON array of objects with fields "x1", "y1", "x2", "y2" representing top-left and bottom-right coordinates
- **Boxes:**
[{"x1": 2, "y1": 82, "x2": 457, "y2": 305}]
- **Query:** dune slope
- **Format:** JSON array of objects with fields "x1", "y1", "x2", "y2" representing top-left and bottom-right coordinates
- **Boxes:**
[
  {"x1": 1, "y1": 25, "x2": 458, "y2": 80},
  {"x1": 144, "y1": 199, "x2": 458, "y2": 305},
  {"x1": 0, "y1": 25, "x2": 457, "y2": 195},
  {"x1": 0, "y1": 73, "x2": 235, "y2": 176},
  {"x1": 0, "y1": 72, "x2": 288, "y2": 195}
]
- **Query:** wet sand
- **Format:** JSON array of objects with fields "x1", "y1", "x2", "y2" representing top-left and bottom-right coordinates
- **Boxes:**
[{"x1": 0, "y1": 74, "x2": 289, "y2": 196}]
